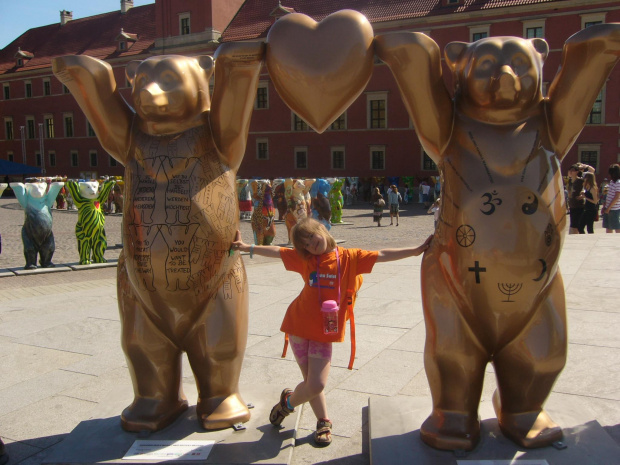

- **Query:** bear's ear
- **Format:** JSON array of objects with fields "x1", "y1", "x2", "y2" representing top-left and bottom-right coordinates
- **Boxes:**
[
  {"x1": 197, "y1": 55, "x2": 215, "y2": 80},
  {"x1": 125, "y1": 60, "x2": 141, "y2": 85},
  {"x1": 444, "y1": 42, "x2": 469, "y2": 72},
  {"x1": 530, "y1": 38, "x2": 549, "y2": 62}
]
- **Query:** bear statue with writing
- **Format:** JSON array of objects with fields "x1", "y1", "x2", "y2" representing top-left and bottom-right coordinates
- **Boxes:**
[
  {"x1": 375, "y1": 24, "x2": 620, "y2": 450},
  {"x1": 53, "y1": 42, "x2": 264, "y2": 432},
  {"x1": 10, "y1": 181, "x2": 64, "y2": 269},
  {"x1": 65, "y1": 180, "x2": 115, "y2": 265},
  {"x1": 284, "y1": 178, "x2": 308, "y2": 244}
]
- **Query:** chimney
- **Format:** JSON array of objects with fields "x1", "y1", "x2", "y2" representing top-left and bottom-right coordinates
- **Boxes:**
[
  {"x1": 60, "y1": 10, "x2": 73, "y2": 26},
  {"x1": 121, "y1": 0, "x2": 134, "y2": 14}
]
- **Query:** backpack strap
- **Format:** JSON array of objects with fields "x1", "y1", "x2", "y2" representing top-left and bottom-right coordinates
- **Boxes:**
[
  {"x1": 346, "y1": 249, "x2": 358, "y2": 370},
  {"x1": 282, "y1": 333, "x2": 289, "y2": 358}
]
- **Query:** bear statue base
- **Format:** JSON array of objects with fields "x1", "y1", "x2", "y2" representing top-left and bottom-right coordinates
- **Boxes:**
[
  {"x1": 42, "y1": 382, "x2": 298, "y2": 465},
  {"x1": 368, "y1": 396, "x2": 620, "y2": 465}
]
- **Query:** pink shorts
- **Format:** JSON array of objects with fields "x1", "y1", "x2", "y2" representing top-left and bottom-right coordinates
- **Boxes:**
[{"x1": 289, "y1": 335, "x2": 332, "y2": 364}]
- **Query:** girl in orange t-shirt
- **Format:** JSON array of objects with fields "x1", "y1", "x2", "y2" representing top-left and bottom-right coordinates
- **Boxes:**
[{"x1": 232, "y1": 217, "x2": 432, "y2": 446}]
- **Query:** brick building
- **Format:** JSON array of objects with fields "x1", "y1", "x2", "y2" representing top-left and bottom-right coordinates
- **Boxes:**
[{"x1": 0, "y1": 0, "x2": 618, "y2": 182}]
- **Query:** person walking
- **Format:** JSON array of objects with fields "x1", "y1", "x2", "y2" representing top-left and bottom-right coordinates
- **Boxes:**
[
  {"x1": 231, "y1": 218, "x2": 432, "y2": 446},
  {"x1": 371, "y1": 187, "x2": 385, "y2": 227},
  {"x1": 602, "y1": 164, "x2": 620, "y2": 233},
  {"x1": 578, "y1": 172, "x2": 599, "y2": 234},
  {"x1": 387, "y1": 185, "x2": 402, "y2": 226}
]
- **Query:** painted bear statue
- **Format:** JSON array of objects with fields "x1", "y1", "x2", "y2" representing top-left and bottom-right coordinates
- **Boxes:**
[
  {"x1": 250, "y1": 179, "x2": 276, "y2": 245},
  {"x1": 53, "y1": 42, "x2": 264, "y2": 432},
  {"x1": 10, "y1": 181, "x2": 64, "y2": 269},
  {"x1": 65, "y1": 180, "x2": 115, "y2": 265},
  {"x1": 284, "y1": 178, "x2": 307, "y2": 244},
  {"x1": 376, "y1": 24, "x2": 620, "y2": 450},
  {"x1": 328, "y1": 178, "x2": 344, "y2": 223}
]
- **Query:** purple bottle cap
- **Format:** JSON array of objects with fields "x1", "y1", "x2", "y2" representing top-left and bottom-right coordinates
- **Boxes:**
[{"x1": 321, "y1": 300, "x2": 338, "y2": 312}]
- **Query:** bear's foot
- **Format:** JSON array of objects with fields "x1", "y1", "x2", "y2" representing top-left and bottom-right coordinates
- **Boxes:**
[
  {"x1": 41, "y1": 262, "x2": 55, "y2": 268},
  {"x1": 121, "y1": 397, "x2": 188, "y2": 433},
  {"x1": 25, "y1": 264, "x2": 37, "y2": 270},
  {"x1": 198, "y1": 393, "x2": 251, "y2": 430},
  {"x1": 493, "y1": 391, "x2": 562, "y2": 448},
  {"x1": 420, "y1": 409, "x2": 480, "y2": 451}
]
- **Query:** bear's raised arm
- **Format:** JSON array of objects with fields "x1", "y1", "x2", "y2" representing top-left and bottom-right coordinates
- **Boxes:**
[
  {"x1": 547, "y1": 23, "x2": 620, "y2": 159},
  {"x1": 9, "y1": 182, "x2": 27, "y2": 208},
  {"x1": 210, "y1": 42, "x2": 265, "y2": 172},
  {"x1": 45, "y1": 182, "x2": 65, "y2": 209},
  {"x1": 52, "y1": 55, "x2": 133, "y2": 164},
  {"x1": 375, "y1": 32, "x2": 453, "y2": 162}
]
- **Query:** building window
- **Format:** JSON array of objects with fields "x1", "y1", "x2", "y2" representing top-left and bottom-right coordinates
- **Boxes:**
[
  {"x1": 26, "y1": 117, "x2": 35, "y2": 139},
  {"x1": 63, "y1": 85, "x2": 70, "y2": 94},
  {"x1": 330, "y1": 113, "x2": 347, "y2": 130},
  {"x1": 523, "y1": 19, "x2": 545, "y2": 39},
  {"x1": 295, "y1": 147, "x2": 308, "y2": 169},
  {"x1": 3, "y1": 84, "x2": 9, "y2": 100},
  {"x1": 586, "y1": 89, "x2": 603, "y2": 124},
  {"x1": 44, "y1": 115, "x2": 55, "y2": 138},
  {"x1": 331, "y1": 147, "x2": 345, "y2": 170},
  {"x1": 579, "y1": 145, "x2": 600, "y2": 172},
  {"x1": 49, "y1": 152, "x2": 56, "y2": 167},
  {"x1": 64, "y1": 114, "x2": 74, "y2": 137},
  {"x1": 109, "y1": 156, "x2": 117, "y2": 167},
  {"x1": 43, "y1": 79, "x2": 51, "y2": 96},
  {"x1": 71, "y1": 151, "x2": 79, "y2": 167},
  {"x1": 367, "y1": 92, "x2": 387, "y2": 129},
  {"x1": 36, "y1": 152, "x2": 41, "y2": 167},
  {"x1": 470, "y1": 25, "x2": 490, "y2": 42},
  {"x1": 423, "y1": 151, "x2": 437, "y2": 171},
  {"x1": 90, "y1": 151, "x2": 98, "y2": 167},
  {"x1": 256, "y1": 138, "x2": 269, "y2": 160},
  {"x1": 17, "y1": 58, "x2": 23, "y2": 67},
  {"x1": 370, "y1": 146, "x2": 385, "y2": 170},
  {"x1": 179, "y1": 13, "x2": 191, "y2": 35},
  {"x1": 581, "y1": 13, "x2": 605, "y2": 29},
  {"x1": 8, "y1": 152, "x2": 14, "y2": 162},
  {"x1": 119, "y1": 41, "x2": 126, "y2": 51},
  {"x1": 4, "y1": 118, "x2": 13, "y2": 140},
  {"x1": 255, "y1": 82, "x2": 268, "y2": 109},
  {"x1": 87, "y1": 121, "x2": 96, "y2": 137},
  {"x1": 293, "y1": 113, "x2": 308, "y2": 131},
  {"x1": 25, "y1": 81, "x2": 32, "y2": 98}
]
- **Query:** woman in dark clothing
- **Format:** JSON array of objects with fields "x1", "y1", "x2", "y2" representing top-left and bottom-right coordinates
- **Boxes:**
[{"x1": 579, "y1": 172, "x2": 599, "y2": 234}]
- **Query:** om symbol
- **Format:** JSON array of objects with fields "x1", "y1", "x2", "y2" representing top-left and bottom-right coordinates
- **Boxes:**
[{"x1": 480, "y1": 191, "x2": 502, "y2": 215}]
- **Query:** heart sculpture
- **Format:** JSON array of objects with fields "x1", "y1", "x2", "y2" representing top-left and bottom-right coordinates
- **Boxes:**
[{"x1": 266, "y1": 10, "x2": 374, "y2": 133}]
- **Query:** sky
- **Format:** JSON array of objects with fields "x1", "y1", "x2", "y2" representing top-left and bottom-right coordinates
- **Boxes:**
[{"x1": 0, "y1": 0, "x2": 154, "y2": 50}]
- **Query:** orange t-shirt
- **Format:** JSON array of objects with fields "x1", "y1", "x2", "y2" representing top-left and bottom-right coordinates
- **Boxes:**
[{"x1": 279, "y1": 246, "x2": 378, "y2": 343}]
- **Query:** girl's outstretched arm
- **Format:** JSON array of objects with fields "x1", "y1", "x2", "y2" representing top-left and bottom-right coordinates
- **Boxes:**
[
  {"x1": 376, "y1": 235, "x2": 433, "y2": 263},
  {"x1": 231, "y1": 230, "x2": 281, "y2": 258}
]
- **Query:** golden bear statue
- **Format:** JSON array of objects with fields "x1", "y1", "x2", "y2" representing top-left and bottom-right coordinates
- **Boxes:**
[
  {"x1": 53, "y1": 43, "x2": 264, "y2": 432},
  {"x1": 376, "y1": 24, "x2": 620, "y2": 450}
]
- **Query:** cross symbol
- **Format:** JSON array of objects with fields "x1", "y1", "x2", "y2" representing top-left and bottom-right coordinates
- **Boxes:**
[{"x1": 468, "y1": 261, "x2": 486, "y2": 284}]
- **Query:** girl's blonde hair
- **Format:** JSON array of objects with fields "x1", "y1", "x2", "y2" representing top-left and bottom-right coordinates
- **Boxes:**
[
  {"x1": 583, "y1": 172, "x2": 597, "y2": 190},
  {"x1": 291, "y1": 217, "x2": 336, "y2": 259}
]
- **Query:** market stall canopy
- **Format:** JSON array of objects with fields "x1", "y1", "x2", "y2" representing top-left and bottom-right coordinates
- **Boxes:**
[{"x1": 0, "y1": 159, "x2": 42, "y2": 175}]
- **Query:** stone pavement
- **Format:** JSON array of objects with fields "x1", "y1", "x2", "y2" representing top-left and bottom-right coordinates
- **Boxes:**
[{"x1": 0, "y1": 197, "x2": 619, "y2": 464}]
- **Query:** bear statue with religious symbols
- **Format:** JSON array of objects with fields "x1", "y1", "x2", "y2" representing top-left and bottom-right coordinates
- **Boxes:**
[
  {"x1": 53, "y1": 42, "x2": 264, "y2": 432},
  {"x1": 374, "y1": 24, "x2": 620, "y2": 450}
]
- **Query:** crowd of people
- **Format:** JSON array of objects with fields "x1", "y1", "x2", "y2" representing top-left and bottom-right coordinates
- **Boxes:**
[{"x1": 566, "y1": 163, "x2": 620, "y2": 234}]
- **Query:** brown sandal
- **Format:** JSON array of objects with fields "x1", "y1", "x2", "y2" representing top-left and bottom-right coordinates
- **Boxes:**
[
  {"x1": 314, "y1": 418, "x2": 332, "y2": 446},
  {"x1": 269, "y1": 388, "x2": 294, "y2": 426}
]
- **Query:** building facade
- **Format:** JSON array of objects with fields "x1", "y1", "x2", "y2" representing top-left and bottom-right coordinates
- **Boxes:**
[{"x1": 0, "y1": 0, "x2": 618, "y2": 183}]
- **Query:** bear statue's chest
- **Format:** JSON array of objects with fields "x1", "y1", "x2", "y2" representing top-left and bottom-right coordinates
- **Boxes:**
[
  {"x1": 432, "y1": 117, "x2": 566, "y2": 311},
  {"x1": 121, "y1": 126, "x2": 238, "y2": 301}
]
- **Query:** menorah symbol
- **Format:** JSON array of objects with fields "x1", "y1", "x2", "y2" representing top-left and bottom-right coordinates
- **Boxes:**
[{"x1": 498, "y1": 282, "x2": 523, "y2": 302}]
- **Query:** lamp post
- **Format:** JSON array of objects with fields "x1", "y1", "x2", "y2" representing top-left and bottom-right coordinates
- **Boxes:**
[
  {"x1": 20, "y1": 126, "x2": 26, "y2": 164},
  {"x1": 38, "y1": 123, "x2": 46, "y2": 175}
]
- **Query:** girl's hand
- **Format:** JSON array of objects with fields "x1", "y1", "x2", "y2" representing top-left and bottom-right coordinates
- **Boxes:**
[
  {"x1": 416, "y1": 234, "x2": 433, "y2": 255},
  {"x1": 231, "y1": 230, "x2": 249, "y2": 253}
]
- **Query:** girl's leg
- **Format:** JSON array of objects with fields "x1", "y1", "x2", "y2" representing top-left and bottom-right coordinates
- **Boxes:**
[{"x1": 290, "y1": 357, "x2": 331, "y2": 420}]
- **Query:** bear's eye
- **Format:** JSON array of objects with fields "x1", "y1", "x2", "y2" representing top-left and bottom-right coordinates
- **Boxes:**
[
  {"x1": 160, "y1": 70, "x2": 179, "y2": 87},
  {"x1": 511, "y1": 55, "x2": 528, "y2": 71},
  {"x1": 477, "y1": 57, "x2": 495, "y2": 71}
]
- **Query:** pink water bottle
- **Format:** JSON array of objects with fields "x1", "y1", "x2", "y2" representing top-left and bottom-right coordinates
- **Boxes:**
[{"x1": 321, "y1": 300, "x2": 339, "y2": 334}]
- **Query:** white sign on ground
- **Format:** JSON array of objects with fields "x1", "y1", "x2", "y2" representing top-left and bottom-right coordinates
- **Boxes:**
[{"x1": 122, "y1": 440, "x2": 215, "y2": 461}]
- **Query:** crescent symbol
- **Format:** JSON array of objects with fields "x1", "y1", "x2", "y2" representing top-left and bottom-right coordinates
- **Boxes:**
[{"x1": 533, "y1": 259, "x2": 547, "y2": 282}]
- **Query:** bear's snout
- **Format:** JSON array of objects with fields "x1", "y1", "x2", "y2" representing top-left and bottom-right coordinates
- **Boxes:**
[
  {"x1": 139, "y1": 83, "x2": 169, "y2": 112},
  {"x1": 493, "y1": 65, "x2": 520, "y2": 103}
]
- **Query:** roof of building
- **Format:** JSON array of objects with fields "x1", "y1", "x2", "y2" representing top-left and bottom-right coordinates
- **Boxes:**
[
  {"x1": 0, "y1": 4, "x2": 156, "y2": 76},
  {"x1": 221, "y1": 0, "x2": 567, "y2": 42}
]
